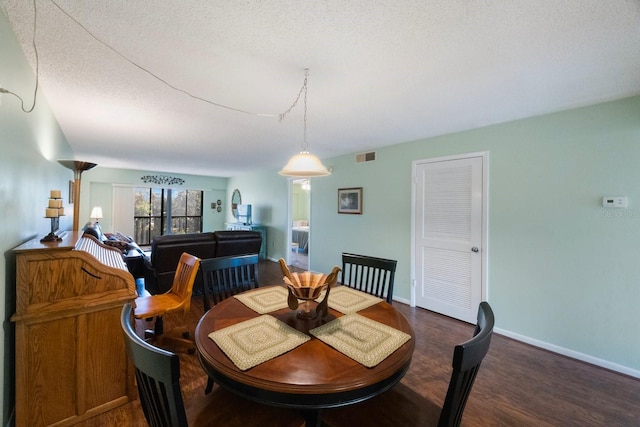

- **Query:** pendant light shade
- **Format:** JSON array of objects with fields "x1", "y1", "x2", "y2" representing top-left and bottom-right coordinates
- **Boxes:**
[
  {"x1": 279, "y1": 151, "x2": 330, "y2": 177},
  {"x1": 279, "y1": 69, "x2": 331, "y2": 178}
]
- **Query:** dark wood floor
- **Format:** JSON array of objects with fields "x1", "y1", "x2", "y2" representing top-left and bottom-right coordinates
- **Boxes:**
[{"x1": 83, "y1": 260, "x2": 640, "y2": 426}]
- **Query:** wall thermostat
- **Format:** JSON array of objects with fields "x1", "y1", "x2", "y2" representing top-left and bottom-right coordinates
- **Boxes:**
[{"x1": 602, "y1": 196, "x2": 628, "y2": 208}]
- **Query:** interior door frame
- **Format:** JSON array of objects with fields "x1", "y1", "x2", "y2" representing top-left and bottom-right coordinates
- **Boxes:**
[{"x1": 410, "y1": 151, "x2": 489, "y2": 308}]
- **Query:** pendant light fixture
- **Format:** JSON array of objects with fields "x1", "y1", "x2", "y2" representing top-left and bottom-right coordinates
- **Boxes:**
[{"x1": 279, "y1": 69, "x2": 331, "y2": 177}]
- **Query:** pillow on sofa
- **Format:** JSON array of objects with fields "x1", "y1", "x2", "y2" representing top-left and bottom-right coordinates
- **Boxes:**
[
  {"x1": 104, "y1": 232, "x2": 139, "y2": 253},
  {"x1": 105, "y1": 232, "x2": 134, "y2": 243},
  {"x1": 82, "y1": 222, "x2": 106, "y2": 241},
  {"x1": 103, "y1": 239, "x2": 130, "y2": 252}
]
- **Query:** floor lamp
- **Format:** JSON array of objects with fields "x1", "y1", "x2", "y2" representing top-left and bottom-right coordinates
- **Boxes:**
[{"x1": 58, "y1": 160, "x2": 97, "y2": 231}]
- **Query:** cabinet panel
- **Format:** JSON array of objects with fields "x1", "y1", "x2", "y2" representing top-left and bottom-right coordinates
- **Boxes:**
[
  {"x1": 84, "y1": 307, "x2": 129, "y2": 409},
  {"x1": 12, "y1": 233, "x2": 136, "y2": 426},
  {"x1": 24, "y1": 317, "x2": 77, "y2": 426}
]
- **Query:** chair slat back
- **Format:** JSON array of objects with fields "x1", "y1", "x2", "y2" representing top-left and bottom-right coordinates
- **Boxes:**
[
  {"x1": 341, "y1": 253, "x2": 397, "y2": 304},
  {"x1": 438, "y1": 301, "x2": 495, "y2": 427},
  {"x1": 170, "y1": 252, "x2": 201, "y2": 315},
  {"x1": 201, "y1": 254, "x2": 259, "y2": 312},
  {"x1": 120, "y1": 303, "x2": 188, "y2": 427}
]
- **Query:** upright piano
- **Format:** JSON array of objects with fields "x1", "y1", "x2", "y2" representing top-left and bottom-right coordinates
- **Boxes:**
[{"x1": 11, "y1": 231, "x2": 137, "y2": 426}]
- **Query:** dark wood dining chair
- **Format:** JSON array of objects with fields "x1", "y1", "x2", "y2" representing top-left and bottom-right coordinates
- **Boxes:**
[
  {"x1": 341, "y1": 253, "x2": 397, "y2": 304},
  {"x1": 200, "y1": 254, "x2": 260, "y2": 312},
  {"x1": 134, "y1": 252, "x2": 201, "y2": 352},
  {"x1": 322, "y1": 301, "x2": 495, "y2": 427},
  {"x1": 200, "y1": 254, "x2": 260, "y2": 393},
  {"x1": 121, "y1": 303, "x2": 305, "y2": 427}
]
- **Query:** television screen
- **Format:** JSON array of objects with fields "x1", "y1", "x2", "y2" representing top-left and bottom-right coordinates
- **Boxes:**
[{"x1": 237, "y1": 204, "x2": 252, "y2": 225}]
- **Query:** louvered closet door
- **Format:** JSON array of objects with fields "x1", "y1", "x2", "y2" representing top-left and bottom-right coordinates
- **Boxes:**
[{"x1": 414, "y1": 155, "x2": 484, "y2": 323}]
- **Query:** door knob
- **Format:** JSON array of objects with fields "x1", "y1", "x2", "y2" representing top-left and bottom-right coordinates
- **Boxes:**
[{"x1": 471, "y1": 247, "x2": 479, "y2": 253}]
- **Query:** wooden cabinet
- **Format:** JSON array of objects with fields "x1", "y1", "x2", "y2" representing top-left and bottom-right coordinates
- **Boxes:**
[
  {"x1": 225, "y1": 223, "x2": 267, "y2": 259},
  {"x1": 11, "y1": 232, "x2": 137, "y2": 426}
]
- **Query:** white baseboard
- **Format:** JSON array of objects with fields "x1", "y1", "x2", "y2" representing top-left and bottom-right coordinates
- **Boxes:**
[
  {"x1": 392, "y1": 296, "x2": 411, "y2": 305},
  {"x1": 390, "y1": 298, "x2": 640, "y2": 379},
  {"x1": 495, "y1": 327, "x2": 640, "y2": 379}
]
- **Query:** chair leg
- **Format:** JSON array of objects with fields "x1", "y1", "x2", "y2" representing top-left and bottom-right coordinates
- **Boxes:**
[
  {"x1": 304, "y1": 409, "x2": 322, "y2": 427},
  {"x1": 144, "y1": 316, "x2": 163, "y2": 339},
  {"x1": 205, "y1": 377, "x2": 214, "y2": 394},
  {"x1": 155, "y1": 316, "x2": 164, "y2": 335},
  {"x1": 159, "y1": 324, "x2": 195, "y2": 353},
  {"x1": 143, "y1": 315, "x2": 195, "y2": 354}
]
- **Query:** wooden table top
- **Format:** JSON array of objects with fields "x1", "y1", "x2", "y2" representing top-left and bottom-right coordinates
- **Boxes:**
[{"x1": 195, "y1": 286, "x2": 415, "y2": 405}]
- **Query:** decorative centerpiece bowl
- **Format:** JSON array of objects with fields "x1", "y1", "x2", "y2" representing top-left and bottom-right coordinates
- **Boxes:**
[{"x1": 279, "y1": 259, "x2": 340, "y2": 320}]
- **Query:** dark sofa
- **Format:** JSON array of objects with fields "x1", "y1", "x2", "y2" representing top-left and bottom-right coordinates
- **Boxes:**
[
  {"x1": 82, "y1": 222, "x2": 143, "y2": 254},
  {"x1": 143, "y1": 230, "x2": 262, "y2": 294}
]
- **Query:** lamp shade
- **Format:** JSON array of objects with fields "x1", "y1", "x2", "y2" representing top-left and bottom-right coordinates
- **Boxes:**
[
  {"x1": 279, "y1": 151, "x2": 331, "y2": 177},
  {"x1": 90, "y1": 206, "x2": 103, "y2": 221}
]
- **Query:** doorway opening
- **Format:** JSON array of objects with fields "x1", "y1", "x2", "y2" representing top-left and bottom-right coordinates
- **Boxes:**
[{"x1": 289, "y1": 179, "x2": 310, "y2": 269}]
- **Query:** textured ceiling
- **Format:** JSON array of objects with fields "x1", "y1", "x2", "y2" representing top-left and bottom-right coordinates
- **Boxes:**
[{"x1": 2, "y1": 0, "x2": 640, "y2": 177}]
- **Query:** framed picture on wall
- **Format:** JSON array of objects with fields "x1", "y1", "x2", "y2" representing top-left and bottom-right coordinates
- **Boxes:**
[{"x1": 338, "y1": 187, "x2": 363, "y2": 214}]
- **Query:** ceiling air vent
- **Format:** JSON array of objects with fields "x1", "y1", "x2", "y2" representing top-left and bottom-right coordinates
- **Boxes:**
[{"x1": 356, "y1": 151, "x2": 376, "y2": 163}]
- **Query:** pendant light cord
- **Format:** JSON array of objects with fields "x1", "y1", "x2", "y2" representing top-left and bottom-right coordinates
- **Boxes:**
[
  {"x1": 20, "y1": 0, "x2": 309, "y2": 121},
  {"x1": 0, "y1": 0, "x2": 39, "y2": 113},
  {"x1": 278, "y1": 69, "x2": 309, "y2": 151}
]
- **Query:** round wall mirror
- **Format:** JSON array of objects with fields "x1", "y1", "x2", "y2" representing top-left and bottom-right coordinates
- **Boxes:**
[{"x1": 231, "y1": 189, "x2": 242, "y2": 218}]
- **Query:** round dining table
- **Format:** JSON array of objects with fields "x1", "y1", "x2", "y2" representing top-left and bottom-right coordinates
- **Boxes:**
[{"x1": 195, "y1": 286, "x2": 415, "y2": 426}]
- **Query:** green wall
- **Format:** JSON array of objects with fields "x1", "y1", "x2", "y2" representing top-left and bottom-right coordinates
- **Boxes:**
[
  {"x1": 82, "y1": 167, "x2": 228, "y2": 234},
  {"x1": 227, "y1": 172, "x2": 290, "y2": 256},
  {"x1": 0, "y1": 9, "x2": 75, "y2": 424},
  {"x1": 229, "y1": 96, "x2": 640, "y2": 377}
]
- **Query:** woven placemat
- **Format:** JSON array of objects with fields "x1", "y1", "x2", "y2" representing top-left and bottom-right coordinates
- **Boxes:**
[
  {"x1": 309, "y1": 314, "x2": 411, "y2": 368},
  {"x1": 208, "y1": 314, "x2": 310, "y2": 371},
  {"x1": 234, "y1": 286, "x2": 289, "y2": 314},
  {"x1": 325, "y1": 286, "x2": 382, "y2": 314}
]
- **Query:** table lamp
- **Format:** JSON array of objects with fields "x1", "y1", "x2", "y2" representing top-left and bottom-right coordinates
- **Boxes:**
[{"x1": 90, "y1": 206, "x2": 103, "y2": 223}]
